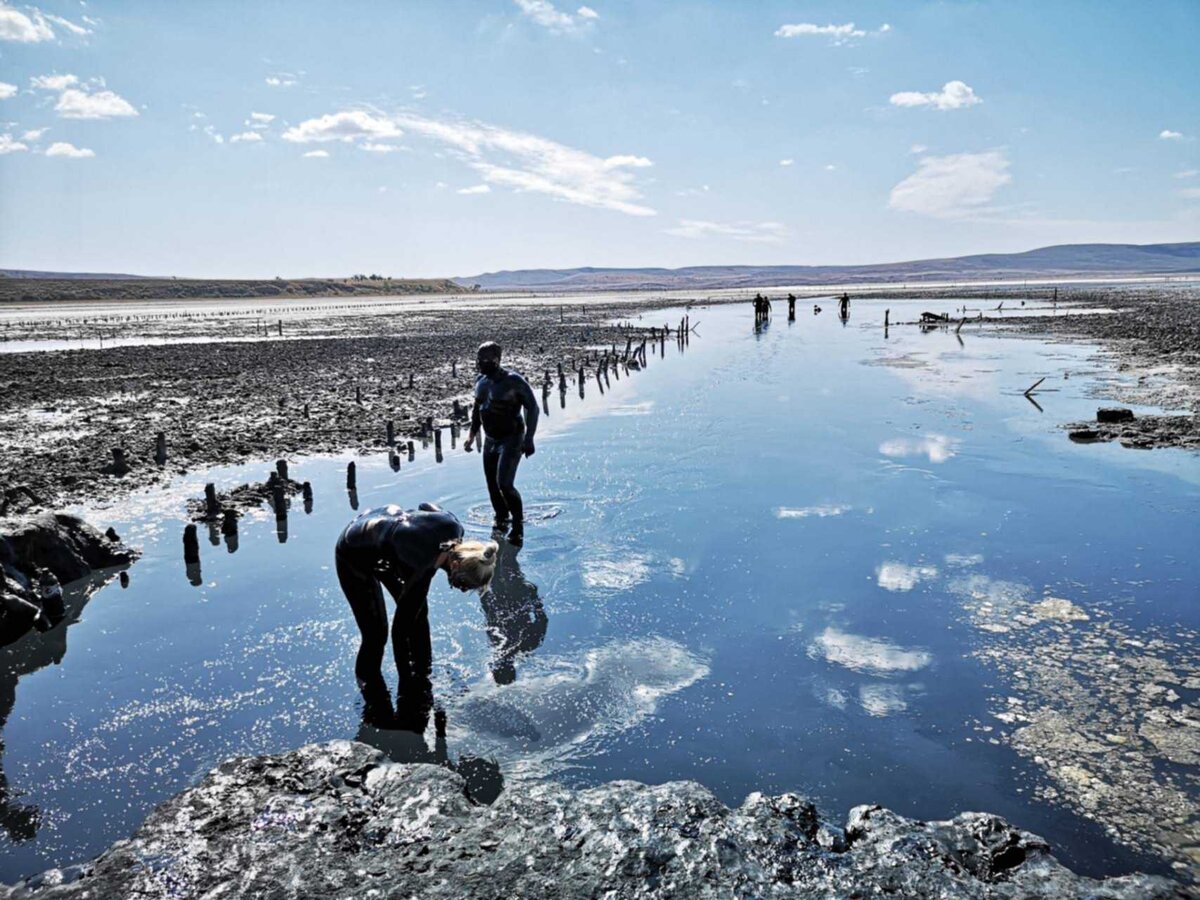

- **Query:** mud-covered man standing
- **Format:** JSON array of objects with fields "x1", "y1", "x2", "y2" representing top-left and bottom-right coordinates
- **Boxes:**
[{"x1": 464, "y1": 341, "x2": 539, "y2": 545}]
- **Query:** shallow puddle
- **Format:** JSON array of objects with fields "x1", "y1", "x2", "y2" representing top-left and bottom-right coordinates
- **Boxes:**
[{"x1": 1, "y1": 299, "x2": 1197, "y2": 882}]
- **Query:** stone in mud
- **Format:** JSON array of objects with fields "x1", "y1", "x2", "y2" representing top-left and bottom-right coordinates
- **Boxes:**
[
  {"x1": 0, "y1": 741, "x2": 1182, "y2": 899},
  {"x1": 1097, "y1": 407, "x2": 1136, "y2": 424}
]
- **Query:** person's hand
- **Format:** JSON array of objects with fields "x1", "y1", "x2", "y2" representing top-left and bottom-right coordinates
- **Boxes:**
[
  {"x1": 465, "y1": 431, "x2": 477, "y2": 452},
  {"x1": 523, "y1": 439, "x2": 536, "y2": 458}
]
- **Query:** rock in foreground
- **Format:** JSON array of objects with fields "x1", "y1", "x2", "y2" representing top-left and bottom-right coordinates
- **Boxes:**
[{"x1": 3, "y1": 741, "x2": 1182, "y2": 899}]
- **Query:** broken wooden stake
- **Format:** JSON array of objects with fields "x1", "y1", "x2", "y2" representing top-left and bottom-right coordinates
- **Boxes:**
[{"x1": 1024, "y1": 377, "x2": 1046, "y2": 397}]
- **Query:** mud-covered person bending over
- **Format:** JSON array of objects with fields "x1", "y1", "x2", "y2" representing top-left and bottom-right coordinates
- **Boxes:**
[
  {"x1": 464, "y1": 341, "x2": 539, "y2": 545},
  {"x1": 335, "y1": 503, "x2": 498, "y2": 718}
]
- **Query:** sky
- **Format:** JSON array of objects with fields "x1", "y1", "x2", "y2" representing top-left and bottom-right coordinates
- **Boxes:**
[{"x1": 0, "y1": 0, "x2": 1197, "y2": 278}]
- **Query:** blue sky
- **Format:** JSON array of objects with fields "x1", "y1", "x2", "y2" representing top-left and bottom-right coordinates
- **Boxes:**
[{"x1": 0, "y1": 0, "x2": 1197, "y2": 278}]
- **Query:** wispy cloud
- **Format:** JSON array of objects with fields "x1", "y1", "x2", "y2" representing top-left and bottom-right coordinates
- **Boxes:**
[
  {"x1": 360, "y1": 142, "x2": 401, "y2": 153},
  {"x1": 0, "y1": 132, "x2": 28, "y2": 154},
  {"x1": 282, "y1": 110, "x2": 400, "y2": 143},
  {"x1": 229, "y1": 131, "x2": 262, "y2": 143},
  {"x1": 878, "y1": 433, "x2": 960, "y2": 462},
  {"x1": 21, "y1": 128, "x2": 46, "y2": 140},
  {"x1": 1159, "y1": 129, "x2": 1183, "y2": 140},
  {"x1": 247, "y1": 111, "x2": 275, "y2": 129},
  {"x1": 779, "y1": 158, "x2": 793, "y2": 167},
  {"x1": 774, "y1": 21, "x2": 888, "y2": 45},
  {"x1": 0, "y1": 81, "x2": 16, "y2": 100},
  {"x1": 1175, "y1": 169, "x2": 1198, "y2": 179},
  {"x1": 889, "y1": 150, "x2": 1011, "y2": 219},
  {"x1": 43, "y1": 12, "x2": 90, "y2": 36},
  {"x1": 393, "y1": 112, "x2": 655, "y2": 216},
  {"x1": 0, "y1": 3, "x2": 53, "y2": 42},
  {"x1": 457, "y1": 184, "x2": 492, "y2": 195},
  {"x1": 665, "y1": 219, "x2": 788, "y2": 243},
  {"x1": 302, "y1": 149, "x2": 329, "y2": 158},
  {"x1": 265, "y1": 74, "x2": 297, "y2": 88},
  {"x1": 45, "y1": 140, "x2": 93, "y2": 158},
  {"x1": 890, "y1": 80, "x2": 981, "y2": 111},
  {"x1": 30, "y1": 73, "x2": 78, "y2": 91},
  {"x1": 514, "y1": 0, "x2": 596, "y2": 34}
]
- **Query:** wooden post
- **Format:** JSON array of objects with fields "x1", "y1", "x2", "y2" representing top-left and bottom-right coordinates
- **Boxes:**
[
  {"x1": 183, "y1": 524, "x2": 200, "y2": 564},
  {"x1": 386, "y1": 420, "x2": 395, "y2": 445},
  {"x1": 271, "y1": 482, "x2": 286, "y2": 519},
  {"x1": 557, "y1": 363, "x2": 566, "y2": 390},
  {"x1": 407, "y1": 441, "x2": 415, "y2": 462},
  {"x1": 303, "y1": 403, "x2": 310, "y2": 419},
  {"x1": 434, "y1": 428, "x2": 443, "y2": 463},
  {"x1": 408, "y1": 373, "x2": 415, "y2": 389},
  {"x1": 111, "y1": 447, "x2": 129, "y2": 475},
  {"x1": 221, "y1": 509, "x2": 238, "y2": 536},
  {"x1": 276, "y1": 458, "x2": 289, "y2": 481},
  {"x1": 278, "y1": 319, "x2": 283, "y2": 336},
  {"x1": 884, "y1": 309, "x2": 890, "y2": 329},
  {"x1": 452, "y1": 360, "x2": 457, "y2": 377},
  {"x1": 346, "y1": 461, "x2": 357, "y2": 490},
  {"x1": 204, "y1": 482, "x2": 219, "y2": 519},
  {"x1": 155, "y1": 432, "x2": 167, "y2": 465},
  {"x1": 302, "y1": 481, "x2": 313, "y2": 505}
]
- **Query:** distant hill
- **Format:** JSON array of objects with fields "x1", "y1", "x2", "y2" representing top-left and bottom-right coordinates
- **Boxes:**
[{"x1": 455, "y1": 241, "x2": 1200, "y2": 292}]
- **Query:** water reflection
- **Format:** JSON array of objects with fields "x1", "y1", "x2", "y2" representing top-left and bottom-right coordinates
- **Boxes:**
[
  {"x1": 480, "y1": 541, "x2": 547, "y2": 685},
  {"x1": 0, "y1": 572, "x2": 126, "y2": 843}
]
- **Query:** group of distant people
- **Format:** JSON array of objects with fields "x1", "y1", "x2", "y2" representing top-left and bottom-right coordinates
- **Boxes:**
[
  {"x1": 335, "y1": 341, "x2": 544, "y2": 732},
  {"x1": 753, "y1": 292, "x2": 850, "y2": 323}
]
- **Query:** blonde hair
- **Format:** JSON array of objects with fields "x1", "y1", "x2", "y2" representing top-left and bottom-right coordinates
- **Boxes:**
[{"x1": 446, "y1": 539, "x2": 499, "y2": 591}]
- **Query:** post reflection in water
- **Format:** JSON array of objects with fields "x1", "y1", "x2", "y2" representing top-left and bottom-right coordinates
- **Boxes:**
[{"x1": 480, "y1": 539, "x2": 547, "y2": 685}]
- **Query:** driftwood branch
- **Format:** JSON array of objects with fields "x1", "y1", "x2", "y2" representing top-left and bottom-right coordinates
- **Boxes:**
[{"x1": 1024, "y1": 377, "x2": 1046, "y2": 397}]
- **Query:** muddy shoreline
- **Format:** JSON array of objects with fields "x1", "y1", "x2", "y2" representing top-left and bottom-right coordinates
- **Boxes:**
[{"x1": 0, "y1": 284, "x2": 1196, "y2": 517}]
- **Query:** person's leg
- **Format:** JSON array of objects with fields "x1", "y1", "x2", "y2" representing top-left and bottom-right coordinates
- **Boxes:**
[
  {"x1": 385, "y1": 572, "x2": 434, "y2": 694},
  {"x1": 337, "y1": 553, "x2": 388, "y2": 687},
  {"x1": 482, "y1": 437, "x2": 509, "y2": 525},
  {"x1": 496, "y1": 434, "x2": 525, "y2": 526}
]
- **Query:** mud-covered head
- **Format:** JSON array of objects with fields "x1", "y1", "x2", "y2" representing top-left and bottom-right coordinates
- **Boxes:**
[
  {"x1": 442, "y1": 538, "x2": 500, "y2": 592},
  {"x1": 476, "y1": 341, "x2": 502, "y2": 377}
]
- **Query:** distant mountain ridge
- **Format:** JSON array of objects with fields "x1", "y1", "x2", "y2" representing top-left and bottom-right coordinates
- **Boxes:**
[{"x1": 455, "y1": 242, "x2": 1200, "y2": 292}]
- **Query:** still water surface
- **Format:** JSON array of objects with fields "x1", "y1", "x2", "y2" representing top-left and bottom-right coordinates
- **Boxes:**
[{"x1": 2, "y1": 300, "x2": 1197, "y2": 881}]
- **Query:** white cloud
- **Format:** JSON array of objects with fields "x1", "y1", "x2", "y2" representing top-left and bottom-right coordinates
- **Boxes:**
[
  {"x1": 824, "y1": 164, "x2": 837, "y2": 171},
  {"x1": 30, "y1": 73, "x2": 78, "y2": 91},
  {"x1": 265, "y1": 74, "x2": 297, "y2": 88},
  {"x1": 457, "y1": 184, "x2": 492, "y2": 195},
  {"x1": 776, "y1": 505, "x2": 849, "y2": 518},
  {"x1": 360, "y1": 141, "x2": 401, "y2": 153},
  {"x1": 55, "y1": 87, "x2": 138, "y2": 119},
  {"x1": 514, "y1": 0, "x2": 595, "y2": 33},
  {"x1": 774, "y1": 21, "x2": 885, "y2": 45},
  {"x1": 876, "y1": 562, "x2": 939, "y2": 592},
  {"x1": 0, "y1": 3, "x2": 54, "y2": 42},
  {"x1": 889, "y1": 150, "x2": 1011, "y2": 219},
  {"x1": 282, "y1": 110, "x2": 401, "y2": 143},
  {"x1": 665, "y1": 219, "x2": 788, "y2": 243},
  {"x1": 890, "y1": 80, "x2": 981, "y2": 110},
  {"x1": 230, "y1": 131, "x2": 263, "y2": 143},
  {"x1": 45, "y1": 140, "x2": 93, "y2": 158},
  {"x1": 44, "y1": 12, "x2": 90, "y2": 35},
  {"x1": 878, "y1": 433, "x2": 960, "y2": 462},
  {"x1": 779, "y1": 158, "x2": 794, "y2": 167},
  {"x1": 0, "y1": 81, "x2": 16, "y2": 99},
  {"x1": 247, "y1": 111, "x2": 275, "y2": 129},
  {"x1": 910, "y1": 143, "x2": 927, "y2": 154},
  {"x1": 0, "y1": 132, "x2": 28, "y2": 154},
  {"x1": 808, "y1": 628, "x2": 932, "y2": 675},
  {"x1": 394, "y1": 112, "x2": 655, "y2": 216},
  {"x1": 302, "y1": 149, "x2": 329, "y2": 158},
  {"x1": 21, "y1": 128, "x2": 45, "y2": 140},
  {"x1": 1159, "y1": 129, "x2": 1183, "y2": 140}
]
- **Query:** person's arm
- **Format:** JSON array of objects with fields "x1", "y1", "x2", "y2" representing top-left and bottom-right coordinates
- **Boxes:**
[
  {"x1": 465, "y1": 382, "x2": 482, "y2": 451},
  {"x1": 516, "y1": 374, "x2": 539, "y2": 455}
]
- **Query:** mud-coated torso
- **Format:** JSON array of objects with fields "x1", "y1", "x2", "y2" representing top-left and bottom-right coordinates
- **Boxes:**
[
  {"x1": 336, "y1": 506, "x2": 463, "y2": 578},
  {"x1": 474, "y1": 368, "x2": 537, "y2": 440}
]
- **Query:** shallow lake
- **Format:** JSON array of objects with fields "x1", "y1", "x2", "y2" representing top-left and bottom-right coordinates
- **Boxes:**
[{"x1": 2, "y1": 299, "x2": 1197, "y2": 882}]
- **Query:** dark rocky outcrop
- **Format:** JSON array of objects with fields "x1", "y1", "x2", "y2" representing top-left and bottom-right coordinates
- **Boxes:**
[
  {"x1": 2, "y1": 741, "x2": 1182, "y2": 899},
  {"x1": 0, "y1": 514, "x2": 137, "y2": 647},
  {"x1": 1066, "y1": 414, "x2": 1198, "y2": 450}
]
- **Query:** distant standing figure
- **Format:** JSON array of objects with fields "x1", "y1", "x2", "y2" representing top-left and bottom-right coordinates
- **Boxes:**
[
  {"x1": 787, "y1": 293, "x2": 796, "y2": 319},
  {"x1": 838, "y1": 293, "x2": 850, "y2": 319},
  {"x1": 465, "y1": 341, "x2": 539, "y2": 545},
  {"x1": 335, "y1": 503, "x2": 498, "y2": 713}
]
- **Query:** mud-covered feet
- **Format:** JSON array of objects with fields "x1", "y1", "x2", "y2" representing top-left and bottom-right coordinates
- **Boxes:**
[{"x1": 507, "y1": 521, "x2": 524, "y2": 547}]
